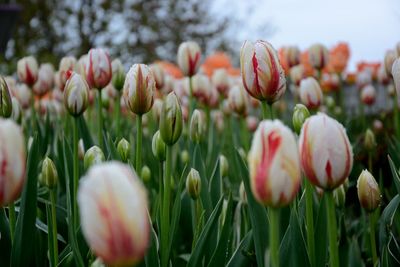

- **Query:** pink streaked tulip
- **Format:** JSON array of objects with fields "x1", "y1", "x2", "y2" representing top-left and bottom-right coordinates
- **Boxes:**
[
  {"x1": 248, "y1": 120, "x2": 301, "y2": 207},
  {"x1": 78, "y1": 161, "x2": 149, "y2": 266},
  {"x1": 299, "y1": 77, "x2": 323, "y2": 109},
  {"x1": 17, "y1": 56, "x2": 38, "y2": 86},
  {"x1": 240, "y1": 40, "x2": 286, "y2": 104},
  {"x1": 392, "y1": 58, "x2": 400, "y2": 98},
  {"x1": 64, "y1": 73, "x2": 90, "y2": 116},
  {"x1": 33, "y1": 63, "x2": 55, "y2": 97},
  {"x1": 212, "y1": 68, "x2": 230, "y2": 96},
  {"x1": 123, "y1": 64, "x2": 156, "y2": 115},
  {"x1": 177, "y1": 41, "x2": 202, "y2": 77},
  {"x1": 86, "y1": 48, "x2": 112, "y2": 89},
  {"x1": 360, "y1": 85, "x2": 376, "y2": 106},
  {"x1": 0, "y1": 119, "x2": 26, "y2": 207},
  {"x1": 299, "y1": 113, "x2": 353, "y2": 190},
  {"x1": 59, "y1": 56, "x2": 77, "y2": 90},
  {"x1": 308, "y1": 44, "x2": 329, "y2": 70},
  {"x1": 228, "y1": 85, "x2": 247, "y2": 116}
]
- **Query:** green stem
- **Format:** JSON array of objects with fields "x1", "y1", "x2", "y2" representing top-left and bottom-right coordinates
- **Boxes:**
[
  {"x1": 115, "y1": 91, "x2": 121, "y2": 139},
  {"x1": 50, "y1": 188, "x2": 59, "y2": 266},
  {"x1": 136, "y1": 115, "x2": 142, "y2": 174},
  {"x1": 326, "y1": 191, "x2": 339, "y2": 267},
  {"x1": 369, "y1": 213, "x2": 378, "y2": 266},
  {"x1": 189, "y1": 76, "x2": 194, "y2": 120},
  {"x1": 269, "y1": 208, "x2": 280, "y2": 267},
  {"x1": 161, "y1": 146, "x2": 173, "y2": 267},
  {"x1": 97, "y1": 90, "x2": 103, "y2": 149},
  {"x1": 73, "y1": 117, "x2": 79, "y2": 229},
  {"x1": 240, "y1": 117, "x2": 249, "y2": 151},
  {"x1": 9, "y1": 202, "x2": 16, "y2": 244},
  {"x1": 261, "y1": 101, "x2": 269, "y2": 119},
  {"x1": 305, "y1": 179, "x2": 316, "y2": 267}
]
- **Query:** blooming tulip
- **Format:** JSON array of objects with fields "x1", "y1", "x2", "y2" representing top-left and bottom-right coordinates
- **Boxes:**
[
  {"x1": 299, "y1": 77, "x2": 323, "y2": 109},
  {"x1": 17, "y1": 56, "x2": 38, "y2": 86},
  {"x1": 360, "y1": 85, "x2": 376, "y2": 106},
  {"x1": 78, "y1": 161, "x2": 149, "y2": 266},
  {"x1": 85, "y1": 48, "x2": 112, "y2": 89},
  {"x1": 308, "y1": 44, "x2": 329, "y2": 70},
  {"x1": 248, "y1": 120, "x2": 301, "y2": 207},
  {"x1": 64, "y1": 73, "x2": 90, "y2": 117},
  {"x1": 357, "y1": 169, "x2": 381, "y2": 212},
  {"x1": 299, "y1": 113, "x2": 353, "y2": 190},
  {"x1": 33, "y1": 63, "x2": 55, "y2": 96},
  {"x1": 59, "y1": 56, "x2": 77, "y2": 90},
  {"x1": 177, "y1": 41, "x2": 202, "y2": 77}
]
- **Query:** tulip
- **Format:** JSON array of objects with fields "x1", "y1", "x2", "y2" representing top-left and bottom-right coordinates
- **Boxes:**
[
  {"x1": 84, "y1": 146, "x2": 105, "y2": 170},
  {"x1": 152, "y1": 130, "x2": 166, "y2": 162},
  {"x1": 152, "y1": 98, "x2": 163, "y2": 122},
  {"x1": 33, "y1": 63, "x2": 54, "y2": 97},
  {"x1": 111, "y1": 59, "x2": 126, "y2": 91},
  {"x1": 78, "y1": 162, "x2": 149, "y2": 266},
  {"x1": 40, "y1": 157, "x2": 58, "y2": 188},
  {"x1": 159, "y1": 92, "x2": 183, "y2": 146},
  {"x1": 177, "y1": 41, "x2": 202, "y2": 77},
  {"x1": 63, "y1": 73, "x2": 90, "y2": 117},
  {"x1": 11, "y1": 97, "x2": 22, "y2": 123},
  {"x1": 150, "y1": 63, "x2": 165, "y2": 90},
  {"x1": 357, "y1": 169, "x2": 381, "y2": 212},
  {"x1": 15, "y1": 84, "x2": 32, "y2": 110},
  {"x1": 246, "y1": 116, "x2": 259, "y2": 132},
  {"x1": 299, "y1": 77, "x2": 323, "y2": 109},
  {"x1": 0, "y1": 76, "x2": 12, "y2": 118},
  {"x1": 17, "y1": 56, "x2": 38, "y2": 86},
  {"x1": 384, "y1": 49, "x2": 396, "y2": 77},
  {"x1": 117, "y1": 138, "x2": 130, "y2": 163},
  {"x1": 360, "y1": 85, "x2": 376, "y2": 106},
  {"x1": 364, "y1": 129, "x2": 376, "y2": 151},
  {"x1": 59, "y1": 56, "x2": 77, "y2": 90},
  {"x1": 308, "y1": 43, "x2": 329, "y2": 71},
  {"x1": 228, "y1": 85, "x2": 247, "y2": 116},
  {"x1": 180, "y1": 150, "x2": 190, "y2": 165},
  {"x1": 212, "y1": 68, "x2": 230, "y2": 96},
  {"x1": 190, "y1": 109, "x2": 206, "y2": 143},
  {"x1": 186, "y1": 168, "x2": 201, "y2": 200},
  {"x1": 292, "y1": 104, "x2": 310, "y2": 135},
  {"x1": 284, "y1": 45, "x2": 301, "y2": 67},
  {"x1": 191, "y1": 73, "x2": 211, "y2": 107},
  {"x1": 356, "y1": 70, "x2": 372, "y2": 89},
  {"x1": 289, "y1": 65, "x2": 304, "y2": 86},
  {"x1": 85, "y1": 48, "x2": 112, "y2": 89},
  {"x1": 240, "y1": 40, "x2": 286, "y2": 107},
  {"x1": 299, "y1": 113, "x2": 353, "y2": 190}
]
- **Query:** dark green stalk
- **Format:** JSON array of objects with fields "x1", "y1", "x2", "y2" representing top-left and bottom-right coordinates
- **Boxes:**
[
  {"x1": 9, "y1": 202, "x2": 16, "y2": 243},
  {"x1": 326, "y1": 191, "x2": 339, "y2": 267},
  {"x1": 136, "y1": 114, "x2": 142, "y2": 174},
  {"x1": 305, "y1": 179, "x2": 315, "y2": 267},
  {"x1": 73, "y1": 117, "x2": 79, "y2": 228},
  {"x1": 97, "y1": 90, "x2": 103, "y2": 149},
  {"x1": 50, "y1": 188, "x2": 58, "y2": 266},
  {"x1": 161, "y1": 146, "x2": 173, "y2": 267},
  {"x1": 269, "y1": 208, "x2": 280, "y2": 267}
]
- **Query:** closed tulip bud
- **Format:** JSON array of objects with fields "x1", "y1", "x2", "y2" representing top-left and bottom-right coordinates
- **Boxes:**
[
  {"x1": 360, "y1": 85, "x2": 376, "y2": 105},
  {"x1": 308, "y1": 44, "x2": 329, "y2": 70},
  {"x1": 41, "y1": 157, "x2": 58, "y2": 188},
  {"x1": 150, "y1": 63, "x2": 165, "y2": 90},
  {"x1": 141, "y1": 165, "x2": 151, "y2": 183},
  {"x1": 64, "y1": 73, "x2": 90, "y2": 116},
  {"x1": 123, "y1": 64, "x2": 155, "y2": 115},
  {"x1": 292, "y1": 104, "x2": 310, "y2": 135},
  {"x1": 84, "y1": 146, "x2": 105, "y2": 170},
  {"x1": 240, "y1": 40, "x2": 286, "y2": 103},
  {"x1": 17, "y1": 56, "x2": 38, "y2": 86},
  {"x1": 117, "y1": 138, "x2": 130, "y2": 163},
  {"x1": 299, "y1": 77, "x2": 323, "y2": 109},
  {"x1": 78, "y1": 162, "x2": 149, "y2": 266},
  {"x1": 333, "y1": 184, "x2": 346, "y2": 208},
  {"x1": 384, "y1": 50, "x2": 396, "y2": 76},
  {"x1": 357, "y1": 169, "x2": 381, "y2": 212},
  {"x1": 152, "y1": 130, "x2": 166, "y2": 161},
  {"x1": 86, "y1": 48, "x2": 112, "y2": 89},
  {"x1": 392, "y1": 58, "x2": 400, "y2": 96},
  {"x1": 180, "y1": 150, "x2": 190, "y2": 165},
  {"x1": 239, "y1": 182, "x2": 247, "y2": 204},
  {"x1": 284, "y1": 46, "x2": 301, "y2": 67},
  {"x1": 228, "y1": 85, "x2": 248, "y2": 116},
  {"x1": 190, "y1": 109, "x2": 206, "y2": 143},
  {"x1": 219, "y1": 154, "x2": 229, "y2": 177},
  {"x1": 159, "y1": 92, "x2": 183, "y2": 145},
  {"x1": 212, "y1": 68, "x2": 229, "y2": 96},
  {"x1": 0, "y1": 76, "x2": 12, "y2": 118},
  {"x1": 299, "y1": 113, "x2": 353, "y2": 190},
  {"x1": 59, "y1": 56, "x2": 77, "y2": 90},
  {"x1": 78, "y1": 139, "x2": 85, "y2": 160},
  {"x1": 364, "y1": 129, "x2": 376, "y2": 151},
  {"x1": 33, "y1": 63, "x2": 54, "y2": 96},
  {"x1": 11, "y1": 98, "x2": 22, "y2": 123},
  {"x1": 248, "y1": 120, "x2": 301, "y2": 207},
  {"x1": 0, "y1": 119, "x2": 26, "y2": 206},
  {"x1": 111, "y1": 59, "x2": 126, "y2": 91},
  {"x1": 177, "y1": 41, "x2": 202, "y2": 77},
  {"x1": 186, "y1": 168, "x2": 201, "y2": 200}
]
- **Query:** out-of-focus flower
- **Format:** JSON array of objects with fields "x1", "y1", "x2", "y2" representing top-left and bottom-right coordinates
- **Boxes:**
[
  {"x1": 152, "y1": 130, "x2": 166, "y2": 161},
  {"x1": 190, "y1": 109, "x2": 206, "y2": 143},
  {"x1": 78, "y1": 162, "x2": 149, "y2": 266},
  {"x1": 228, "y1": 85, "x2": 247, "y2": 116},
  {"x1": 163, "y1": 75, "x2": 175, "y2": 94},
  {"x1": 159, "y1": 92, "x2": 183, "y2": 145},
  {"x1": 333, "y1": 184, "x2": 346, "y2": 207},
  {"x1": 212, "y1": 68, "x2": 230, "y2": 96},
  {"x1": 289, "y1": 65, "x2": 304, "y2": 86},
  {"x1": 299, "y1": 113, "x2": 353, "y2": 190},
  {"x1": 111, "y1": 59, "x2": 126, "y2": 91},
  {"x1": 320, "y1": 73, "x2": 340, "y2": 93},
  {"x1": 150, "y1": 63, "x2": 165, "y2": 90},
  {"x1": 64, "y1": 73, "x2": 90, "y2": 116},
  {"x1": 85, "y1": 48, "x2": 112, "y2": 89},
  {"x1": 76, "y1": 55, "x2": 88, "y2": 78},
  {"x1": 40, "y1": 157, "x2": 58, "y2": 188},
  {"x1": 292, "y1": 104, "x2": 310, "y2": 135},
  {"x1": 0, "y1": 119, "x2": 26, "y2": 207},
  {"x1": 180, "y1": 150, "x2": 190, "y2": 165},
  {"x1": 360, "y1": 84, "x2": 376, "y2": 106},
  {"x1": 308, "y1": 44, "x2": 329, "y2": 70},
  {"x1": 186, "y1": 168, "x2": 201, "y2": 200},
  {"x1": 246, "y1": 116, "x2": 259, "y2": 132},
  {"x1": 0, "y1": 76, "x2": 12, "y2": 118},
  {"x1": 33, "y1": 63, "x2": 55, "y2": 96},
  {"x1": 248, "y1": 120, "x2": 301, "y2": 207},
  {"x1": 373, "y1": 119, "x2": 383, "y2": 134},
  {"x1": 240, "y1": 40, "x2": 286, "y2": 103},
  {"x1": 11, "y1": 98, "x2": 22, "y2": 123},
  {"x1": 59, "y1": 56, "x2": 77, "y2": 90},
  {"x1": 357, "y1": 169, "x2": 381, "y2": 212},
  {"x1": 17, "y1": 56, "x2": 38, "y2": 86},
  {"x1": 219, "y1": 154, "x2": 229, "y2": 177},
  {"x1": 84, "y1": 146, "x2": 105, "y2": 170},
  {"x1": 299, "y1": 77, "x2": 323, "y2": 109},
  {"x1": 15, "y1": 84, "x2": 32, "y2": 110},
  {"x1": 123, "y1": 64, "x2": 155, "y2": 115},
  {"x1": 191, "y1": 74, "x2": 211, "y2": 106},
  {"x1": 356, "y1": 70, "x2": 372, "y2": 89},
  {"x1": 117, "y1": 138, "x2": 130, "y2": 163},
  {"x1": 212, "y1": 110, "x2": 224, "y2": 133},
  {"x1": 364, "y1": 129, "x2": 376, "y2": 151},
  {"x1": 384, "y1": 49, "x2": 396, "y2": 76},
  {"x1": 208, "y1": 86, "x2": 220, "y2": 108},
  {"x1": 177, "y1": 41, "x2": 202, "y2": 77},
  {"x1": 284, "y1": 45, "x2": 301, "y2": 67},
  {"x1": 152, "y1": 98, "x2": 163, "y2": 123},
  {"x1": 377, "y1": 65, "x2": 390, "y2": 85},
  {"x1": 393, "y1": 58, "x2": 400, "y2": 97},
  {"x1": 141, "y1": 166, "x2": 151, "y2": 183}
]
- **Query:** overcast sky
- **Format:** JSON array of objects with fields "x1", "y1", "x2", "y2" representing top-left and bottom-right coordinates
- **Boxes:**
[{"x1": 213, "y1": 0, "x2": 400, "y2": 71}]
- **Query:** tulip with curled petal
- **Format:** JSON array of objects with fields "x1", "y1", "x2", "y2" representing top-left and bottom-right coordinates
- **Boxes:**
[
  {"x1": 177, "y1": 41, "x2": 202, "y2": 77},
  {"x1": 63, "y1": 73, "x2": 90, "y2": 117},
  {"x1": 299, "y1": 77, "x2": 323, "y2": 109},
  {"x1": 59, "y1": 56, "x2": 77, "y2": 90},
  {"x1": 33, "y1": 63, "x2": 55, "y2": 96},
  {"x1": 308, "y1": 44, "x2": 329, "y2": 70},
  {"x1": 78, "y1": 161, "x2": 149, "y2": 266},
  {"x1": 85, "y1": 48, "x2": 112, "y2": 89},
  {"x1": 17, "y1": 56, "x2": 38, "y2": 86},
  {"x1": 360, "y1": 85, "x2": 376, "y2": 106}
]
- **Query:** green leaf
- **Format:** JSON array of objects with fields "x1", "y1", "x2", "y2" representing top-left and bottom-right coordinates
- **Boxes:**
[
  {"x1": 388, "y1": 156, "x2": 400, "y2": 195},
  {"x1": 77, "y1": 115, "x2": 94, "y2": 149},
  {"x1": 145, "y1": 219, "x2": 160, "y2": 267},
  {"x1": 193, "y1": 144, "x2": 212, "y2": 218},
  {"x1": 379, "y1": 194, "x2": 400, "y2": 252},
  {"x1": 0, "y1": 208, "x2": 11, "y2": 266},
  {"x1": 208, "y1": 159, "x2": 221, "y2": 208},
  {"x1": 314, "y1": 194, "x2": 328, "y2": 267},
  {"x1": 11, "y1": 135, "x2": 40, "y2": 266},
  {"x1": 226, "y1": 230, "x2": 255, "y2": 267}
]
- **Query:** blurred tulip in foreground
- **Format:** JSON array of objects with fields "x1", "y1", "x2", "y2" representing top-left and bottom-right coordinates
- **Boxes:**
[
  {"x1": 384, "y1": 49, "x2": 396, "y2": 76},
  {"x1": 86, "y1": 48, "x2": 112, "y2": 89},
  {"x1": 17, "y1": 56, "x2": 38, "y2": 86},
  {"x1": 299, "y1": 77, "x2": 323, "y2": 109},
  {"x1": 177, "y1": 41, "x2": 202, "y2": 77},
  {"x1": 357, "y1": 169, "x2": 381, "y2": 212}
]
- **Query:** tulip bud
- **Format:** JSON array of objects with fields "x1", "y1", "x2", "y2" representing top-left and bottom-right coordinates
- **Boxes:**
[
  {"x1": 284, "y1": 46, "x2": 301, "y2": 67},
  {"x1": 59, "y1": 56, "x2": 77, "y2": 90},
  {"x1": 299, "y1": 77, "x2": 323, "y2": 109},
  {"x1": 40, "y1": 157, "x2": 58, "y2": 188},
  {"x1": 141, "y1": 165, "x2": 151, "y2": 183},
  {"x1": 78, "y1": 139, "x2": 85, "y2": 160},
  {"x1": 177, "y1": 41, "x2": 202, "y2": 77},
  {"x1": 308, "y1": 44, "x2": 329, "y2": 70},
  {"x1": 180, "y1": 150, "x2": 190, "y2": 165},
  {"x1": 84, "y1": 146, "x2": 105, "y2": 170},
  {"x1": 78, "y1": 162, "x2": 149, "y2": 266},
  {"x1": 117, "y1": 138, "x2": 130, "y2": 163},
  {"x1": 123, "y1": 64, "x2": 156, "y2": 115},
  {"x1": 159, "y1": 92, "x2": 183, "y2": 145},
  {"x1": 248, "y1": 120, "x2": 301, "y2": 207},
  {"x1": 384, "y1": 50, "x2": 396, "y2": 76},
  {"x1": 111, "y1": 59, "x2": 126, "y2": 91},
  {"x1": 333, "y1": 184, "x2": 346, "y2": 208},
  {"x1": 191, "y1": 74, "x2": 211, "y2": 106},
  {"x1": 85, "y1": 48, "x2": 112, "y2": 89},
  {"x1": 0, "y1": 119, "x2": 26, "y2": 207},
  {"x1": 152, "y1": 98, "x2": 163, "y2": 122},
  {"x1": 64, "y1": 73, "x2": 90, "y2": 117},
  {"x1": 360, "y1": 85, "x2": 376, "y2": 106},
  {"x1": 357, "y1": 169, "x2": 381, "y2": 212},
  {"x1": 228, "y1": 85, "x2": 248, "y2": 116},
  {"x1": 152, "y1": 130, "x2": 166, "y2": 161},
  {"x1": 392, "y1": 58, "x2": 400, "y2": 97},
  {"x1": 11, "y1": 98, "x2": 22, "y2": 123},
  {"x1": 289, "y1": 65, "x2": 304, "y2": 86},
  {"x1": 325, "y1": 96, "x2": 335, "y2": 110},
  {"x1": 364, "y1": 129, "x2": 376, "y2": 151},
  {"x1": 17, "y1": 56, "x2": 38, "y2": 86},
  {"x1": 0, "y1": 76, "x2": 12, "y2": 118},
  {"x1": 212, "y1": 68, "x2": 229, "y2": 96},
  {"x1": 186, "y1": 168, "x2": 201, "y2": 200},
  {"x1": 219, "y1": 154, "x2": 229, "y2": 177},
  {"x1": 299, "y1": 113, "x2": 353, "y2": 190},
  {"x1": 150, "y1": 63, "x2": 165, "y2": 90},
  {"x1": 33, "y1": 63, "x2": 54, "y2": 96},
  {"x1": 240, "y1": 40, "x2": 286, "y2": 103},
  {"x1": 190, "y1": 109, "x2": 206, "y2": 143},
  {"x1": 292, "y1": 104, "x2": 310, "y2": 135}
]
